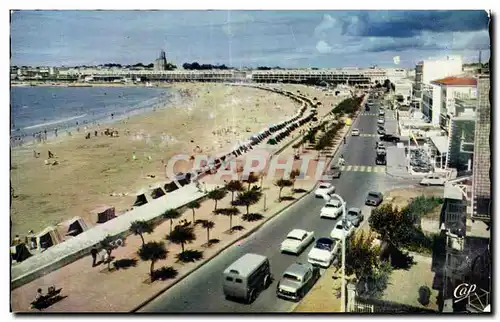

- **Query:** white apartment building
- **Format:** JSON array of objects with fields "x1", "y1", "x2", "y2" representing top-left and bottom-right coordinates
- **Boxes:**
[
  {"x1": 413, "y1": 55, "x2": 463, "y2": 105},
  {"x1": 394, "y1": 79, "x2": 413, "y2": 105},
  {"x1": 421, "y1": 76, "x2": 477, "y2": 126}
]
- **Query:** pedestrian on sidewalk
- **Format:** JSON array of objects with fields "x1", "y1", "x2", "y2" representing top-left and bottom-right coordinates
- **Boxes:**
[{"x1": 91, "y1": 247, "x2": 98, "y2": 267}]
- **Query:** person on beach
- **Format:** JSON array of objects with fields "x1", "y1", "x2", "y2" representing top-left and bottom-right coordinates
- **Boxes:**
[
  {"x1": 54, "y1": 128, "x2": 58, "y2": 137},
  {"x1": 91, "y1": 247, "x2": 98, "y2": 267},
  {"x1": 48, "y1": 150, "x2": 54, "y2": 159}
]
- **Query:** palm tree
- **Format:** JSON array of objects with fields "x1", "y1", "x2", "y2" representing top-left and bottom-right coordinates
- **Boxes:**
[
  {"x1": 137, "y1": 241, "x2": 168, "y2": 281},
  {"x1": 217, "y1": 207, "x2": 240, "y2": 231},
  {"x1": 165, "y1": 226, "x2": 196, "y2": 253},
  {"x1": 201, "y1": 220, "x2": 215, "y2": 245},
  {"x1": 236, "y1": 190, "x2": 262, "y2": 215},
  {"x1": 243, "y1": 172, "x2": 259, "y2": 191},
  {"x1": 290, "y1": 169, "x2": 301, "y2": 190},
  {"x1": 186, "y1": 200, "x2": 201, "y2": 222},
  {"x1": 129, "y1": 220, "x2": 154, "y2": 246},
  {"x1": 274, "y1": 179, "x2": 293, "y2": 201},
  {"x1": 162, "y1": 208, "x2": 181, "y2": 233},
  {"x1": 225, "y1": 180, "x2": 244, "y2": 203},
  {"x1": 207, "y1": 188, "x2": 227, "y2": 212},
  {"x1": 100, "y1": 235, "x2": 115, "y2": 271}
]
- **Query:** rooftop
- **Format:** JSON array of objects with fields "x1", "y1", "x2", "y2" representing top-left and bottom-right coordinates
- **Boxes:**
[{"x1": 431, "y1": 76, "x2": 477, "y2": 87}]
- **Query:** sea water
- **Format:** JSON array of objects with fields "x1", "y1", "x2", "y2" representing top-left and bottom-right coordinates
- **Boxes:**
[{"x1": 10, "y1": 86, "x2": 172, "y2": 143}]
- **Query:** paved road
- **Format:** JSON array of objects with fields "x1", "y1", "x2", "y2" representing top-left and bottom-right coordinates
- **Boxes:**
[{"x1": 140, "y1": 98, "x2": 418, "y2": 313}]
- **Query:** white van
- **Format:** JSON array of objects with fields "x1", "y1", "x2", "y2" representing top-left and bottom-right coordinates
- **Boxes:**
[{"x1": 222, "y1": 253, "x2": 272, "y2": 303}]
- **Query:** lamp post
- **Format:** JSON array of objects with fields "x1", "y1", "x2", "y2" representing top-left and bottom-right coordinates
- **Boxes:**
[{"x1": 327, "y1": 193, "x2": 347, "y2": 312}]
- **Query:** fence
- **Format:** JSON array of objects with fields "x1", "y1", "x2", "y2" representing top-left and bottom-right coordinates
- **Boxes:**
[{"x1": 351, "y1": 301, "x2": 374, "y2": 313}]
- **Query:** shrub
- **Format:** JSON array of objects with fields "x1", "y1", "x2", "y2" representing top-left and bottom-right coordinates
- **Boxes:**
[
  {"x1": 176, "y1": 249, "x2": 204, "y2": 263},
  {"x1": 242, "y1": 213, "x2": 265, "y2": 222}
]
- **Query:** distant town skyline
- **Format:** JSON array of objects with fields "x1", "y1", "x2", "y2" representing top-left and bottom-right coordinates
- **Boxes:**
[{"x1": 10, "y1": 10, "x2": 491, "y2": 68}]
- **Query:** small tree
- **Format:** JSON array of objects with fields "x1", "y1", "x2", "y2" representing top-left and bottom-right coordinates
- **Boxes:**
[
  {"x1": 274, "y1": 179, "x2": 293, "y2": 201},
  {"x1": 225, "y1": 180, "x2": 244, "y2": 203},
  {"x1": 346, "y1": 231, "x2": 381, "y2": 280},
  {"x1": 217, "y1": 207, "x2": 240, "y2": 231},
  {"x1": 162, "y1": 208, "x2": 182, "y2": 233},
  {"x1": 186, "y1": 200, "x2": 201, "y2": 223},
  {"x1": 207, "y1": 188, "x2": 227, "y2": 212},
  {"x1": 137, "y1": 241, "x2": 168, "y2": 281},
  {"x1": 129, "y1": 220, "x2": 154, "y2": 246},
  {"x1": 100, "y1": 235, "x2": 115, "y2": 271},
  {"x1": 166, "y1": 226, "x2": 196, "y2": 253},
  {"x1": 369, "y1": 204, "x2": 414, "y2": 250},
  {"x1": 290, "y1": 169, "x2": 301, "y2": 190},
  {"x1": 236, "y1": 189, "x2": 262, "y2": 215},
  {"x1": 243, "y1": 172, "x2": 259, "y2": 191},
  {"x1": 201, "y1": 220, "x2": 215, "y2": 245}
]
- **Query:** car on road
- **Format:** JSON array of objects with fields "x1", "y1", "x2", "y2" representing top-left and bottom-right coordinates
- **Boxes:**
[
  {"x1": 375, "y1": 152, "x2": 387, "y2": 165},
  {"x1": 377, "y1": 119, "x2": 385, "y2": 126},
  {"x1": 365, "y1": 105, "x2": 370, "y2": 111},
  {"x1": 420, "y1": 175, "x2": 447, "y2": 186},
  {"x1": 307, "y1": 238, "x2": 340, "y2": 268},
  {"x1": 280, "y1": 229, "x2": 315, "y2": 255},
  {"x1": 329, "y1": 166, "x2": 342, "y2": 178},
  {"x1": 379, "y1": 110, "x2": 385, "y2": 116},
  {"x1": 376, "y1": 145, "x2": 386, "y2": 155},
  {"x1": 276, "y1": 262, "x2": 320, "y2": 301},
  {"x1": 320, "y1": 199, "x2": 343, "y2": 219},
  {"x1": 351, "y1": 128, "x2": 360, "y2": 136},
  {"x1": 377, "y1": 128, "x2": 386, "y2": 135},
  {"x1": 314, "y1": 182, "x2": 335, "y2": 198},
  {"x1": 346, "y1": 208, "x2": 364, "y2": 227},
  {"x1": 376, "y1": 141, "x2": 385, "y2": 149},
  {"x1": 330, "y1": 220, "x2": 355, "y2": 240},
  {"x1": 365, "y1": 191, "x2": 383, "y2": 206},
  {"x1": 380, "y1": 134, "x2": 400, "y2": 143},
  {"x1": 222, "y1": 253, "x2": 272, "y2": 304}
]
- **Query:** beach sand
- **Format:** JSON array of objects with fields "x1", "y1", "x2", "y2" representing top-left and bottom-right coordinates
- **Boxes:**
[{"x1": 10, "y1": 83, "x2": 302, "y2": 237}]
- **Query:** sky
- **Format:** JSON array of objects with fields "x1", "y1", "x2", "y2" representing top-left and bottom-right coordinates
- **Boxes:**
[{"x1": 10, "y1": 10, "x2": 491, "y2": 68}]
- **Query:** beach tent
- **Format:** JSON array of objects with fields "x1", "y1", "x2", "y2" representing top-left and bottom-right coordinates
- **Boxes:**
[
  {"x1": 10, "y1": 243, "x2": 32, "y2": 262},
  {"x1": 91, "y1": 205, "x2": 116, "y2": 224},
  {"x1": 58, "y1": 216, "x2": 89, "y2": 236},
  {"x1": 33, "y1": 226, "x2": 63, "y2": 251}
]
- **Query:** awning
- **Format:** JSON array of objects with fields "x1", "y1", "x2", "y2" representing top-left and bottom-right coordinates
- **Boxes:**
[{"x1": 429, "y1": 136, "x2": 449, "y2": 154}]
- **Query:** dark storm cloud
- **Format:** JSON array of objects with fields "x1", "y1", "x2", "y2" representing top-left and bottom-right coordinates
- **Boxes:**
[{"x1": 340, "y1": 10, "x2": 490, "y2": 38}]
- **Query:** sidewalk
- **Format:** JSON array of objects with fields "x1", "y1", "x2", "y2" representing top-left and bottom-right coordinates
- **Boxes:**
[
  {"x1": 11, "y1": 86, "x2": 355, "y2": 312},
  {"x1": 11, "y1": 128, "x2": 319, "y2": 312}
]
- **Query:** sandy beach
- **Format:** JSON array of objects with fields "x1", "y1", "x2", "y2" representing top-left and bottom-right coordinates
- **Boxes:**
[{"x1": 10, "y1": 83, "x2": 303, "y2": 236}]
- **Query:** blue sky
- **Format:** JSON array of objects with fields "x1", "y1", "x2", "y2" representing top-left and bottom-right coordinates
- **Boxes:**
[{"x1": 10, "y1": 10, "x2": 490, "y2": 68}]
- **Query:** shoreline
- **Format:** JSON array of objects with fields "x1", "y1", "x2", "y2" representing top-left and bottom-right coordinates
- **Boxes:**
[{"x1": 10, "y1": 83, "x2": 303, "y2": 236}]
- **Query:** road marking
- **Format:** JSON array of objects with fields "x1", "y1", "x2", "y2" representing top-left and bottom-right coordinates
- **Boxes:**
[
  {"x1": 338, "y1": 165, "x2": 387, "y2": 173},
  {"x1": 374, "y1": 166, "x2": 386, "y2": 172},
  {"x1": 352, "y1": 165, "x2": 359, "y2": 172},
  {"x1": 346, "y1": 165, "x2": 352, "y2": 171},
  {"x1": 359, "y1": 166, "x2": 366, "y2": 172}
]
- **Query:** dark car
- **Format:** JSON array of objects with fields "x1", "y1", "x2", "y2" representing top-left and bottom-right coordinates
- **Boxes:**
[
  {"x1": 375, "y1": 153, "x2": 386, "y2": 165},
  {"x1": 365, "y1": 191, "x2": 383, "y2": 206},
  {"x1": 329, "y1": 166, "x2": 342, "y2": 178},
  {"x1": 380, "y1": 134, "x2": 400, "y2": 143},
  {"x1": 346, "y1": 208, "x2": 364, "y2": 227}
]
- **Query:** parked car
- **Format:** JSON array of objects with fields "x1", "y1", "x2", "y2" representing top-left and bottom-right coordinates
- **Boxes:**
[
  {"x1": 377, "y1": 119, "x2": 385, "y2": 125},
  {"x1": 330, "y1": 220, "x2": 355, "y2": 240},
  {"x1": 351, "y1": 129, "x2": 360, "y2": 136},
  {"x1": 276, "y1": 262, "x2": 320, "y2": 301},
  {"x1": 376, "y1": 146, "x2": 386, "y2": 155},
  {"x1": 379, "y1": 110, "x2": 385, "y2": 116},
  {"x1": 420, "y1": 175, "x2": 447, "y2": 186},
  {"x1": 377, "y1": 128, "x2": 386, "y2": 135},
  {"x1": 307, "y1": 238, "x2": 340, "y2": 268},
  {"x1": 314, "y1": 182, "x2": 335, "y2": 198},
  {"x1": 320, "y1": 199, "x2": 343, "y2": 219},
  {"x1": 346, "y1": 208, "x2": 364, "y2": 227},
  {"x1": 375, "y1": 153, "x2": 387, "y2": 165},
  {"x1": 365, "y1": 191, "x2": 383, "y2": 206},
  {"x1": 280, "y1": 229, "x2": 315, "y2": 255},
  {"x1": 329, "y1": 166, "x2": 342, "y2": 179},
  {"x1": 380, "y1": 134, "x2": 400, "y2": 143},
  {"x1": 375, "y1": 142, "x2": 385, "y2": 149}
]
